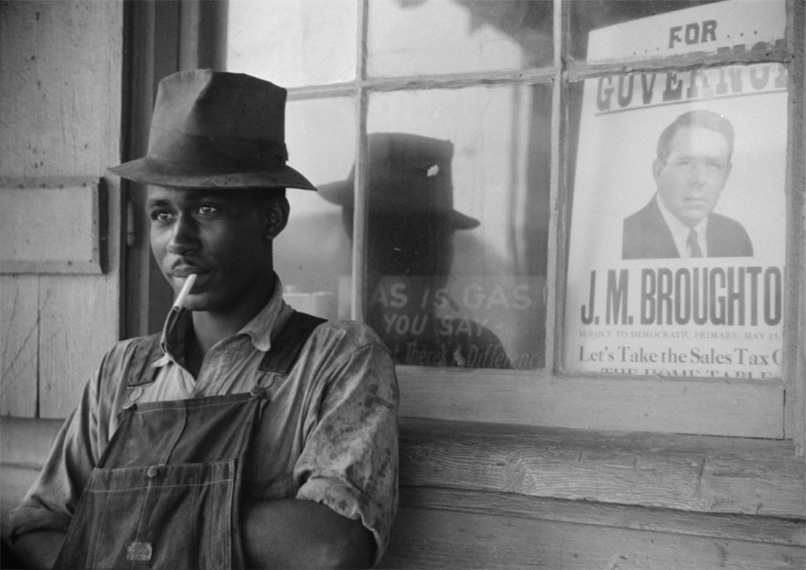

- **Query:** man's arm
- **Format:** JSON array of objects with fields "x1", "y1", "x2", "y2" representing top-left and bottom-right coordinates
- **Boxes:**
[
  {"x1": 244, "y1": 326, "x2": 398, "y2": 568},
  {"x1": 243, "y1": 498, "x2": 374, "y2": 569},
  {"x1": 11, "y1": 530, "x2": 65, "y2": 569}
]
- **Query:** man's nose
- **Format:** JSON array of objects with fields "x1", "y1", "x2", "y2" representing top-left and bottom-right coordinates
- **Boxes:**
[
  {"x1": 689, "y1": 161, "x2": 708, "y2": 184},
  {"x1": 166, "y1": 214, "x2": 199, "y2": 255}
]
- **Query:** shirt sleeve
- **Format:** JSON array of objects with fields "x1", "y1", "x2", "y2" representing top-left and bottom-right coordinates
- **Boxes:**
[{"x1": 293, "y1": 332, "x2": 399, "y2": 566}]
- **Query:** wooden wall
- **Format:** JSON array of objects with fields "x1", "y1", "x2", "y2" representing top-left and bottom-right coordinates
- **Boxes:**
[
  {"x1": 0, "y1": 0, "x2": 124, "y2": 544},
  {"x1": 0, "y1": 1, "x2": 123, "y2": 420},
  {"x1": 379, "y1": 420, "x2": 805, "y2": 569}
]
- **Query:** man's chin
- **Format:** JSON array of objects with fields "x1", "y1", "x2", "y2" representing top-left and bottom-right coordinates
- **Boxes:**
[
  {"x1": 679, "y1": 210, "x2": 709, "y2": 226},
  {"x1": 180, "y1": 293, "x2": 215, "y2": 312}
]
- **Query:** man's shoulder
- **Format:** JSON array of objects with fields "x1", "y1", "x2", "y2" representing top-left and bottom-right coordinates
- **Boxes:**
[
  {"x1": 102, "y1": 333, "x2": 161, "y2": 359},
  {"x1": 310, "y1": 319, "x2": 388, "y2": 353},
  {"x1": 709, "y1": 211, "x2": 747, "y2": 231},
  {"x1": 707, "y1": 211, "x2": 752, "y2": 243},
  {"x1": 624, "y1": 198, "x2": 661, "y2": 227},
  {"x1": 298, "y1": 319, "x2": 397, "y2": 392},
  {"x1": 95, "y1": 333, "x2": 162, "y2": 384},
  {"x1": 707, "y1": 212, "x2": 753, "y2": 256}
]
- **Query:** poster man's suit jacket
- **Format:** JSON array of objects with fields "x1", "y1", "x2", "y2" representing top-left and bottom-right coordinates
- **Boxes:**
[{"x1": 622, "y1": 197, "x2": 753, "y2": 260}]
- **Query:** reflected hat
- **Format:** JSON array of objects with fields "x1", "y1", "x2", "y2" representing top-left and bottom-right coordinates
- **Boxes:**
[
  {"x1": 318, "y1": 132, "x2": 479, "y2": 230},
  {"x1": 108, "y1": 69, "x2": 316, "y2": 190}
]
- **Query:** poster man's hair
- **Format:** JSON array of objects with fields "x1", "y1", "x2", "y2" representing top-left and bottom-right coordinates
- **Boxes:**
[{"x1": 656, "y1": 110, "x2": 735, "y2": 163}]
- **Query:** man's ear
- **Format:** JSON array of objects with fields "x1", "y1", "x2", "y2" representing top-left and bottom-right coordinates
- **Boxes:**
[
  {"x1": 652, "y1": 158, "x2": 664, "y2": 182},
  {"x1": 263, "y1": 197, "x2": 290, "y2": 241}
]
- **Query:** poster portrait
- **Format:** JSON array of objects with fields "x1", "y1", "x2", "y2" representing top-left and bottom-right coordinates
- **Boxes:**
[{"x1": 564, "y1": 0, "x2": 787, "y2": 379}]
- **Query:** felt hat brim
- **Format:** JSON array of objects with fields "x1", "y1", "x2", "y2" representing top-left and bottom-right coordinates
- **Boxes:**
[
  {"x1": 107, "y1": 70, "x2": 317, "y2": 191},
  {"x1": 109, "y1": 156, "x2": 316, "y2": 190},
  {"x1": 318, "y1": 179, "x2": 479, "y2": 230}
]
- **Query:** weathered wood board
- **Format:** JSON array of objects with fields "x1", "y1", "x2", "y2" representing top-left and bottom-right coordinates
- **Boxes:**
[
  {"x1": 0, "y1": 276, "x2": 38, "y2": 416},
  {"x1": 380, "y1": 501, "x2": 805, "y2": 569},
  {"x1": 399, "y1": 419, "x2": 806, "y2": 518},
  {"x1": 0, "y1": 178, "x2": 105, "y2": 274}
]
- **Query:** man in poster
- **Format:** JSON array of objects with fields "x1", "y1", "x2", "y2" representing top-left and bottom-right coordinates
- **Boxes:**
[{"x1": 622, "y1": 110, "x2": 753, "y2": 260}]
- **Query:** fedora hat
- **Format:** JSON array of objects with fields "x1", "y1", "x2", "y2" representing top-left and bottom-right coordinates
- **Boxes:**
[
  {"x1": 109, "y1": 69, "x2": 315, "y2": 190},
  {"x1": 319, "y1": 132, "x2": 479, "y2": 230}
]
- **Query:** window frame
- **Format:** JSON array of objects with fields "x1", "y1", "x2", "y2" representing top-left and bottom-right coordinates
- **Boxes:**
[{"x1": 170, "y1": 0, "x2": 804, "y2": 449}]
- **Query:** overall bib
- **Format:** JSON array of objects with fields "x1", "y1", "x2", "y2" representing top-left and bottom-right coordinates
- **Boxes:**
[{"x1": 54, "y1": 312, "x2": 324, "y2": 570}]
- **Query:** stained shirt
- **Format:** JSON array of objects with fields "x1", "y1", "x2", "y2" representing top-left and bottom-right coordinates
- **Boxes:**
[{"x1": 10, "y1": 278, "x2": 399, "y2": 565}]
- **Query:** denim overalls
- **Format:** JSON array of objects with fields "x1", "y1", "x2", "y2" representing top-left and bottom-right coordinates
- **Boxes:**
[{"x1": 54, "y1": 312, "x2": 324, "y2": 569}]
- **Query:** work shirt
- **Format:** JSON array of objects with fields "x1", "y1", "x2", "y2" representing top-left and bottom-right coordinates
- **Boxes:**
[{"x1": 10, "y1": 278, "x2": 399, "y2": 564}]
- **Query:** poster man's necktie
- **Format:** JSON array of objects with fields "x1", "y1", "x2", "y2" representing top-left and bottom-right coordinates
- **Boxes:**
[{"x1": 687, "y1": 228, "x2": 703, "y2": 257}]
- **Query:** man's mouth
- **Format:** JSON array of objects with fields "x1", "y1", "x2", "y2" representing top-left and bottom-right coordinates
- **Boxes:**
[
  {"x1": 170, "y1": 262, "x2": 205, "y2": 279},
  {"x1": 683, "y1": 198, "x2": 708, "y2": 208}
]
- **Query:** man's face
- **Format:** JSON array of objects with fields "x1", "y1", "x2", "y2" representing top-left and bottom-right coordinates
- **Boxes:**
[
  {"x1": 147, "y1": 186, "x2": 276, "y2": 312},
  {"x1": 653, "y1": 125, "x2": 732, "y2": 227}
]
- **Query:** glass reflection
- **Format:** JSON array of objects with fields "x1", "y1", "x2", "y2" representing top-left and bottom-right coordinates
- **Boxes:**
[
  {"x1": 273, "y1": 97, "x2": 356, "y2": 320},
  {"x1": 321, "y1": 133, "x2": 515, "y2": 368},
  {"x1": 316, "y1": 84, "x2": 552, "y2": 370},
  {"x1": 368, "y1": 0, "x2": 552, "y2": 76}
]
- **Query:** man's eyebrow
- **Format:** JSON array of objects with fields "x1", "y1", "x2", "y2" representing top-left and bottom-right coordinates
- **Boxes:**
[
  {"x1": 146, "y1": 198, "x2": 171, "y2": 208},
  {"x1": 147, "y1": 191, "x2": 223, "y2": 207}
]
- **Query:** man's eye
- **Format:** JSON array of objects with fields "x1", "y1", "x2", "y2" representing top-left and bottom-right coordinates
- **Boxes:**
[
  {"x1": 197, "y1": 204, "x2": 220, "y2": 215},
  {"x1": 150, "y1": 211, "x2": 173, "y2": 222}
]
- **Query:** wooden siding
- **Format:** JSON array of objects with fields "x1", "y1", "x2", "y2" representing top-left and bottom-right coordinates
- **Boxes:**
[
  {"x1": 0, "y1": 0, "x2": 124, "y2": 419},
  {"x1": 398, "y1": 420, "x2": 804, "y2": 519},
  {"x1": 378, "y1": 419, "x2": 805, "y2": 569},
  {"x1": 382, "y1": 497, "x2": 805, "y2": 569}
]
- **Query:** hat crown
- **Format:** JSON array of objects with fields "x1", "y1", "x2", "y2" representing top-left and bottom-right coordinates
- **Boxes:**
[
  {"x1": 319, "y1": 132, "x2": 479, "y2": 230},
  {"x1": 108, "y1": 69, "x2": 315, "y2": 190},
  {"x1": 150, "y1": 69, "x2": 286, "y2": 144}
]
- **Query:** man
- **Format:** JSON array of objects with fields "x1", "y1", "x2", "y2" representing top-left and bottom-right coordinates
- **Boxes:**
[
  {"x1": 319, "y1": 132, "x2": 513, "y2": 369},
  {"x1": 622, "y1": 110, "x2": 753, "y2": 260},
  {"x1": 9, "y1": 70, "x2": 398, "y2": 569}
]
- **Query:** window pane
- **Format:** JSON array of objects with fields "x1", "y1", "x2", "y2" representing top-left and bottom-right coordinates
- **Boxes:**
[
  {"x1": 367, "y1": 0, "x2": 552, "y2": 77},
  {"x1": 570, "y1": 0, "x2": 785, "y2": 64},
  {"x1": 327, "y1": 85, "x2": 551, "y2": 370},
  {"x1": 564, "y1": 61, "x2": 788, "y2": 380},
  {"x1": 226, "y1": 0, "x2": 357, "y2": 87},
  {"x1": 274, "y1": 97, "x2": 355, "y2": 320}
]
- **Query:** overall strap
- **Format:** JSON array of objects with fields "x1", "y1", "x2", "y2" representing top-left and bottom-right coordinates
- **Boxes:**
[
  {"x1": 259, "y1": 311, "x2": 326, "y2": 375},
  {"x1": 126, "y1": 333, "x2": 164, "y2": 387}
]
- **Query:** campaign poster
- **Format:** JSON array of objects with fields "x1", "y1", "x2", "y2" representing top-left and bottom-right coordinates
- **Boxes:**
[{"x1": 564, "y1": 0, "x2": 787, "y2": 379}]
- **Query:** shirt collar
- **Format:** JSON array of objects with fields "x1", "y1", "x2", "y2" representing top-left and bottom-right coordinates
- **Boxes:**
[
  {"x1": 157, "y1": 272, "x2": 291, "y2": 365},
  {"x1": 655, "y1": 194, "x2": 708, "y2": 257}
]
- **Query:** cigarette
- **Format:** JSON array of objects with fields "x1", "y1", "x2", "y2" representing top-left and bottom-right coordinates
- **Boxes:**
[{"x1": 173, "y1": 274, "x2": 197, "y2": 309}]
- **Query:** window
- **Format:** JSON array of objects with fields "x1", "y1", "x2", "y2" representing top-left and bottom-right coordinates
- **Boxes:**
[{"x1": 223, "y1": 0, "x2": 804, "y2": 444}]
